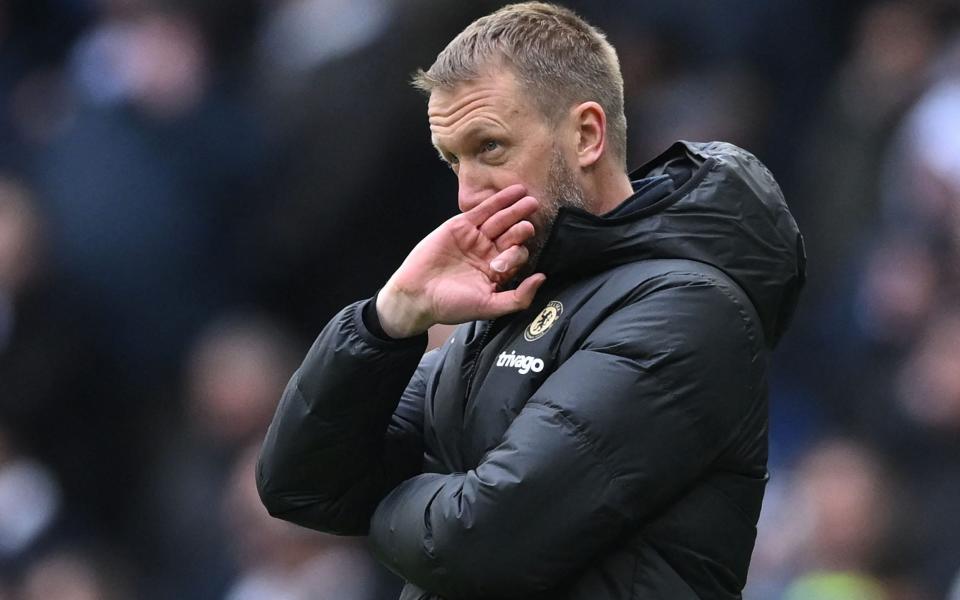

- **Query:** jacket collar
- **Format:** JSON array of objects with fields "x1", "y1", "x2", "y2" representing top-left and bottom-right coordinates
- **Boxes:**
[
  {"x1": 531, "y1": 140, "x2": 806, "y2": 349},
  {"x1": 534, "y1": 150, "x2": 713, "y2": 280}
]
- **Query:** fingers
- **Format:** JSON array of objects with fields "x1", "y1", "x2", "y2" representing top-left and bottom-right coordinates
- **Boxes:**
[
  {"x1": 479, "y1": 196, "x2": 538, "y2": 240},
  {"x1": 489, "y1": 244, "x2": 529, "y2": 276},
  {"x1": 495, "y1": 220, "x2": 535, "y2": 252},
  {"x1": 463, "y1": 184, "x2": 527, "y2": 227},
  {"x1": 480, "y1": 273, "x2": 548, "y2": 318}
]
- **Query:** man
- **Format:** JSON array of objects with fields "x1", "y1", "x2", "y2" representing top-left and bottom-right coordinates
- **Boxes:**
[{"x1": 257, "y1": 3, "x2": 806, "y2": 599}]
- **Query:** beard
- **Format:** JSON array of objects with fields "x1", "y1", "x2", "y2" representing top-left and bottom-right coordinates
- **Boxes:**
[{"x1": 520, "y1": 147, "x2": 587, "y2": 277}]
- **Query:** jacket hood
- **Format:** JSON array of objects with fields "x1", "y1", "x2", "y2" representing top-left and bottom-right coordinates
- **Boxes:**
[{"x1": 536, "y1": 140, "x2": 806, "y2": 349}]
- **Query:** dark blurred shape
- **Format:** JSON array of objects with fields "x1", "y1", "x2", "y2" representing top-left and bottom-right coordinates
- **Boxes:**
[
  {"x1": 890, "y1": 309, "x2": 960, "y2": 592},
  {"x1": 626, "y1": 64, "x2": 771, "y2": 164},
  {"x1": 250, "y1": 0, "x2": 505, "y2": 333},
  {"x1": 36, "y1": 2, "x2": 266, "y2": 380},
  {"x1": 0, "y1": 0, "x2": 92, "y2": 168},
  {"x1": 797, "y1": 0, "x2": 939, "y2": 296},
  {"x1": 0, "y1": 175, "x2": 125, "y2": 537},
  {"x1": 222, "y1": 445, "x2": 402, "y2": 600},
  {"x1": 139, "y1": 311, "x2": 302, "y2": 600}
]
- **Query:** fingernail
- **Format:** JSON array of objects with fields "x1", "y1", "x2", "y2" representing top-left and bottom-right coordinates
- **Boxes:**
[{"x1": 491, "y1": 259, "x2": 507, "y2": 272}]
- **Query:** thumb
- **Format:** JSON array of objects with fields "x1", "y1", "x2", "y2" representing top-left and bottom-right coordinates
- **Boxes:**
[{"x1": 481, "y1": 273, "x2": 547, "y2": 318}]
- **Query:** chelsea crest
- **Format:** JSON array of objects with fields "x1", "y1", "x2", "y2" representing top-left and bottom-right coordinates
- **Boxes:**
[{"x1": 524, "y1": 301, "x2": 563, "y2": 342}]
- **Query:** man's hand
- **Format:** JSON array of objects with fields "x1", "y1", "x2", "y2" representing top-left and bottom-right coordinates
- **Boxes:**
[{"x1": 376, "y1": 184, "x2": 547, "y2": 338}]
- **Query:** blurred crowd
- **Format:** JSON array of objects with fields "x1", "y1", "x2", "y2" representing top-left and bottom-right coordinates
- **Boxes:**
[{"x1": 0, "y1": 0, "x2": 958, "y2": 598}]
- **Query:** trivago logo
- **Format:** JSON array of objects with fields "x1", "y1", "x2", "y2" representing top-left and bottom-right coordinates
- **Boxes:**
[{"x1": 495, "y1": 350, "x2": 545, "y2": 374}]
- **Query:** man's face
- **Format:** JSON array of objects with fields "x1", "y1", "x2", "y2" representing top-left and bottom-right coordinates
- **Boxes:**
[{"x1": 428, "y1": 69, "x2": 586, "y2": 266}]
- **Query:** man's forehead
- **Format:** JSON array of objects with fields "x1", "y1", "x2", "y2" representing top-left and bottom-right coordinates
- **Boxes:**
[{"x1": 427, "y1": 71, "x2": 526, "y2": 121}]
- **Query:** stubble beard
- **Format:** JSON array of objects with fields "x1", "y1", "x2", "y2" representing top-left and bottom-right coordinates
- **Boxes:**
[{"x1": 518, "y1": 147, "x2": 587, "y2": 279}]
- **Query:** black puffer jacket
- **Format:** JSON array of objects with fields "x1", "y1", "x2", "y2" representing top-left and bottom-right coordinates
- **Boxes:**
[{"x1": 257, "y1": 141, "x2": 806, "y2": 599}]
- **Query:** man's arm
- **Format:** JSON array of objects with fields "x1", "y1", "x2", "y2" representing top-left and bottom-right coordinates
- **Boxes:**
[
  {"x1": 255, "y1": 299, "x2": 433, "y2": 534},
  {"x1": 368, "y1": 274, "x2": 765, "y2": 599}
]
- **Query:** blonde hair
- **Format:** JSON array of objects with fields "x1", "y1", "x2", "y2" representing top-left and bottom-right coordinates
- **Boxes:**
[{"x1": 413, "y1": 2, "x2": 627, "y2": 165}]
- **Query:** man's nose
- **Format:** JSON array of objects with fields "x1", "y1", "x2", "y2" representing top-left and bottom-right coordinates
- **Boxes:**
[{"x1": 457, "y1": 164, "x2": 496, "y2": 213}]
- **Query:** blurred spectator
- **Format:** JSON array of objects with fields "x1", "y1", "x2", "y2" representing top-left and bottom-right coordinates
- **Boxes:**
[
  {"x1": 625, "y1": 64, "x2": 771, "y2": 165},
  {"x1": 817, "y1": 233, "x2": 944, "y2": 438},
  {"x1": 747, "y1": 439, "x2": 926, "y2": 599},
  {"x1": 796, "y1": 0, "x2": 940, "y2": 297},
  {"x1": 16, "y1": 547, "x2": 133, "y2": 600},
  {"x1": 854, "y1": 234, "x2": 940, "y2": 347},
  {"x1": 0, "y1": 0, "x2": 92, "y2": 168},
  {"x1": 184, "y1": 312, "x2": 302, "y2": 446},
  {"x1": 890, "y1": 310, "x2": 960, "y2": 593},
  {"x1": 36, "y1": 1, "x2": 267, "y2": 381},
  {"x1": 250, "y1": 0, "x2": 504, "y2": 332},
  {"x1": 883, "y1": 46, "x2": 960, "y2": 236},
  {"x1": 782, "y1": 572, "x2": 890, "y2": 600},
  {"x1": 68, "y1": 0, "x2": 140, "y2": 108},
  {"x1": 0, "y1": 175, "x2": 127, "y2": 537},
  {"x1": 223, "y1": 445, "x2": 401, "y2": 600},
  {"x1": 139, "y1": 312, "x2": 301, "y2": 600},
  {"x1": 898, "y1": 310, "x2": 960, "y2": 434},
  {"x1": 0, "y1": 174, "x2": 40, "y2": 300},
  {"x1": 257, "y1": 0, "x2": 395, "y2": 97},
  {"x1": 789, "y1": 440, "x2": 895, "y2": 574}
]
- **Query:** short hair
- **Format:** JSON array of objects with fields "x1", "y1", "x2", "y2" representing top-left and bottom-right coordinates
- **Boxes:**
[{"x1": 413, "y1": 2, "x2": 627, "y2": 166}]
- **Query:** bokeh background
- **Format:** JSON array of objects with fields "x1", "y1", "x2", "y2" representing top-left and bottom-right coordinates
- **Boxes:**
[{"x1": 0, "y1": 0, "x2": 959, "y2": 598}]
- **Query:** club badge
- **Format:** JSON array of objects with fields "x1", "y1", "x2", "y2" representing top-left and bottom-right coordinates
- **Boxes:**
[{"x1": 524, "y1": 300, "x2": 563, "y2": 342}]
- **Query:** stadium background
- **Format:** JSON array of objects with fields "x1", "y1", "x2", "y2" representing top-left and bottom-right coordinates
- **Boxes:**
[{"x1": 0, "y1": 0, "x2": 958, "y2": 598}]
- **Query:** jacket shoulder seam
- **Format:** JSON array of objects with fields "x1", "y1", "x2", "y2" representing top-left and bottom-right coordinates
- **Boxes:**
[
  {"x1": 527, "y1": 397, "x2": 618, "y2": 483},
  {"x1": 636, "y1": 270, "x2": 765, "y2": 455},
  {"x1": 628, "y1": 268, "x2": 764, "y2": 353}
]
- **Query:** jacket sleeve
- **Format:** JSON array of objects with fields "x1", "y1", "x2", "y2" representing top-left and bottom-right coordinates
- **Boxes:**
[
  {"x1": 256, "y1": 299, "x2": 435, "y2": 535},
  {"x1": 368, "y1": 274, "x2": 765, "y2": 598}
]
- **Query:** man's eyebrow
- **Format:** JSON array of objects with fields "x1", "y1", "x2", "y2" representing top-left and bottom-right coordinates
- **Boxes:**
[
  {"x1": 430, "y1": 123, "x2": 504, "y2": 157},
  {"x1": 430, "y1": 136, "x2": 453, "y2": 163}
]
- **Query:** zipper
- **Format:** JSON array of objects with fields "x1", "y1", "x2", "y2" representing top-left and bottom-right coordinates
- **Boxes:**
[
  {"x1": 461, "y1": 277, "x2": 545, "y2": 402},
  {"x1": 463, "y1": 318, "x2": 497, "y2": 401}
]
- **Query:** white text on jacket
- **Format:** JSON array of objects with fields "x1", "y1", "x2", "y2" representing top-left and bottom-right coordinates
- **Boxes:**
[{"x1": 495, "y1": 350, "x2": 545, "y2": 375}]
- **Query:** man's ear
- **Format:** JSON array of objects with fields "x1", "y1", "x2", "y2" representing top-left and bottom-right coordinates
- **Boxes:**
[{"x1": 572, "y1": 101, "x2": 606, "y2": 169}]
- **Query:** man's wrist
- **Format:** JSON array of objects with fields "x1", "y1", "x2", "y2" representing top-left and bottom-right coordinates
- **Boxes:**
[{"x1": 375, "y1": 283, "x2": 433, "y2": 339}]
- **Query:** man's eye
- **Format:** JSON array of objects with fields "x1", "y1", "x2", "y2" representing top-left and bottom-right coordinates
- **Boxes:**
[{"x1": 481, "y1": 140, "x2": 500, "y2": 153}]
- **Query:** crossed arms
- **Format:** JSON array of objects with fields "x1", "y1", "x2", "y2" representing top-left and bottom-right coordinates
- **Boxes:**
[{"x1": 257, "y1": 276, "x2": 757, "y2": 598}]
